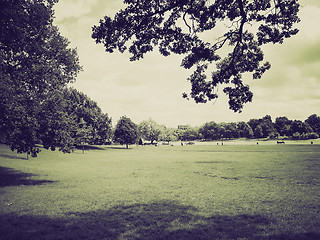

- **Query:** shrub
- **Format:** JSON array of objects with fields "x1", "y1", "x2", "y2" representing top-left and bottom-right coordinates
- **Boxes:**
[
  {"x1": 301, "y1": 132, "x2": 319, "y2": 140},
  {"x1": 291, "y1": 132, "x2": 318, "y2": 140}
]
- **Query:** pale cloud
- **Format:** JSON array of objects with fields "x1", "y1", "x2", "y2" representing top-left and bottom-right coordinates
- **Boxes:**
[
  {"x1": 247, "y1": 3, "x2": 320, "y2": 119},
  {"x1": 300, "y1": 0, "x2": 320, "y2": 8},
  {"x1": 54, "y1": 0, "x2": 97, "y2": 20},
  {"x1": 297, "y1": 5, "x2": 320, "y2": 41}
]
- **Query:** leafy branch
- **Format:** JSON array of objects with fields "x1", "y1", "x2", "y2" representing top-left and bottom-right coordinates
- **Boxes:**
[{"x1": 92, "y1": 0, "x2": 300, "y2": 112}]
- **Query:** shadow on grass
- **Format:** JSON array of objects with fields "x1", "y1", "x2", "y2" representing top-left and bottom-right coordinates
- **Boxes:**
[
  {"x1": 0, "y1": 154, "x2": 27, "y2": 160},
  {"x1": 0, "y1": 167, "x2": 56, "y2": 187},
  {"x1": 1, "y1": 201, "x2": 319, "y2": 239},
  {"x1": 75, "y1": 145, "x2": 107, "y2": 151},
  {"x1": 74, "y1": 145, "x2": 133, "y2": 151},
  {"x1": 106, "y1": 146, "x2": 134, "y2": 150}
]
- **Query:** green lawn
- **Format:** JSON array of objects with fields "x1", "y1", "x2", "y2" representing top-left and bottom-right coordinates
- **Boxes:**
[{"x1": 0, "y1": 143, "x2": 319, "y2": 239}]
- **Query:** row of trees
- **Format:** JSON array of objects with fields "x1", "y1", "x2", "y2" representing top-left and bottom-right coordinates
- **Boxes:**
[
  {"x1": 111, "y1": 114, "x2": 320, "y2": 148},
  {"x1": 197, "y1": 114, "x2": 320, "y2": 141},
  {"x1": 38, "y1": 88, "x2": 112, "y2": 153},
  {"x1": 1, "y1": 83, "x2": 112, "y2": 157},
  {"x1": 0, "y1": 0, "x2": 112, "y2": 158}
]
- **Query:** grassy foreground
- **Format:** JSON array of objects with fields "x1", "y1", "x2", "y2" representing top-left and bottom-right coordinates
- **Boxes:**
[{"x1": 0, "y1": 143, "x2": 319, "y2": 239}]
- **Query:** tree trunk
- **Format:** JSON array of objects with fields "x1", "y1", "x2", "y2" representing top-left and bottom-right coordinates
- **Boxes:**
[{"x1": 126, "y1": 143, "x2": 128, "y2": 149}]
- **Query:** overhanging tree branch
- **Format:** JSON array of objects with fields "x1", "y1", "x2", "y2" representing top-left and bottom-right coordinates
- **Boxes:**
[{"x1": 92, "y1": 0, "x2": 300, "y2": 112}]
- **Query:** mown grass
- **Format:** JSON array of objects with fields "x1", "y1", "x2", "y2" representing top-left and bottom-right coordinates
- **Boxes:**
[{"x1": 0, "y1": 143, "x2": 319, "y2": 239}]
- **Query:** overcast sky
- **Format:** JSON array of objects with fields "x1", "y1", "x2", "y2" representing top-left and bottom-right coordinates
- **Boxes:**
[{"x1": 53, "y1": 0, "x2": 320, "y2": 127}]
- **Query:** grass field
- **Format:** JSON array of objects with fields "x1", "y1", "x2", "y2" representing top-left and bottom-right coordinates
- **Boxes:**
[{"x1": 0, "y1": 142, "x2": 320, "y2": 239}]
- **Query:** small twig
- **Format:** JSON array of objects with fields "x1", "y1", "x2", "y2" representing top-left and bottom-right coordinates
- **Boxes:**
[{"x1": 183, "y1": 12, "x2": 192, "y2": 34}]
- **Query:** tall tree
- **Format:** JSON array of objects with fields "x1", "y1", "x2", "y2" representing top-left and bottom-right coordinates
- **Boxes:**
[
  {"x1": 253, "y1": 124, "x2": 263, "y2": 138},
  {"x1": 290, "y1": 120, "x2": 312, "y2": 136},
  {"x1": 199, "y1": 121, "x2": 220, "y2": 140},
  {"x1": 219, "y1": 122, "x2": 239, "y2": 139},
  {"x1": 92, "y1": 0, "x2": 300, "y2": 112},
  {"x1": 237, "y1": 121, "x2": 253, "y2": 138},
  {"x1": 37, "y1": 88, "x2": 112, "y2": 153},
  {"x1": 114, "y1": 116, "x2": 137, "y2": 149},
  {"x1": 248, "y1": 115, "x2": 276, "y2": 138},
  {"x1": 76, "y1": 118, "x2": 93, "y2": 154},
  {"x1": 61, "y1": 88, "x2": 112, "y2": 146},
  {"x1": 260, "y1": 115, "x2": 276, "y2": 138},
  {"x1": 305, "y1": 114, "x2": 320, "y2": 135},
  {"x1": 274, "y1": 116, "x2": 292, "y2": 136},
  {"x1": 177, "y1": 126, "x2": 199, "y2": 141},
  {"x1": 37, "y1": 89, "x2": 76, "y2": 153},
  {"x1": 0, "y1": 0, "x2": 82, "y2": 157},
  {"x1": 137, "y1": 119, "x2": 161, "y2": 144},
  {"x1": 159, "y1": 126, "x2": 178, "y2": 143},
  {"x1": 248, "y1": 118, "x2": 261, "y2": 133}
]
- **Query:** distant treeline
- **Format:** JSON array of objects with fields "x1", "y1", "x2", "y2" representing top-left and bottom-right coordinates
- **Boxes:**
[
  {"x1": 132, "y1": 115, "x2": 320, "y2": 145},
  {"x1": 172, "y1": 114, "x2": 320, "y2": 141},
  {"x1": 178, "y1": 114, "x2": 320, "y2": 140}
]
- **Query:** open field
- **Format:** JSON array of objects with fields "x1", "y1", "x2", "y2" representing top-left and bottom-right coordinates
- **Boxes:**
[{"x1": 0, "y1": 143, "x2": 320, "y2": 239}]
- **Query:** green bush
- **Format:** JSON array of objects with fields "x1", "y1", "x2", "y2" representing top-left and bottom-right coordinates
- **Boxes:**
[
  {"x1": 291, "y1": 132, "x2": 318, "y2": 140},
  {"x1": 301, "y1": 132, "x2": 319, "y2": 140}
]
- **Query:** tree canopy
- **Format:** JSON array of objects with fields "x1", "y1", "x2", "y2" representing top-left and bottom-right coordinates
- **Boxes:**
[
  {"x1": 0, "y1": 0, "x2": 82, "y2": 157},
  {"x1": 113, "y1": 116, "x2": 137, "y2": 148},
  {"x1": 137, "y1": 119, "x2": 161, "y2": 143},
  {"x1": 159, "y1": 127, "x2": 178, "y2": 143},
  {"x1": 38, "y1": 88, "x2": 112, "y2": 153},
  {"x1": 305, "y1": 114, "x2": 320, "y2": 135},
  {"x1": 92, "y1": 0, "x2": 300, "y2": 112}
]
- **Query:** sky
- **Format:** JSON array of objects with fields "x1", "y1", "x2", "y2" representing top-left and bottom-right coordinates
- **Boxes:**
[{"x1": 53, "y1": 0, "x2": 320, "y2": 127}]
